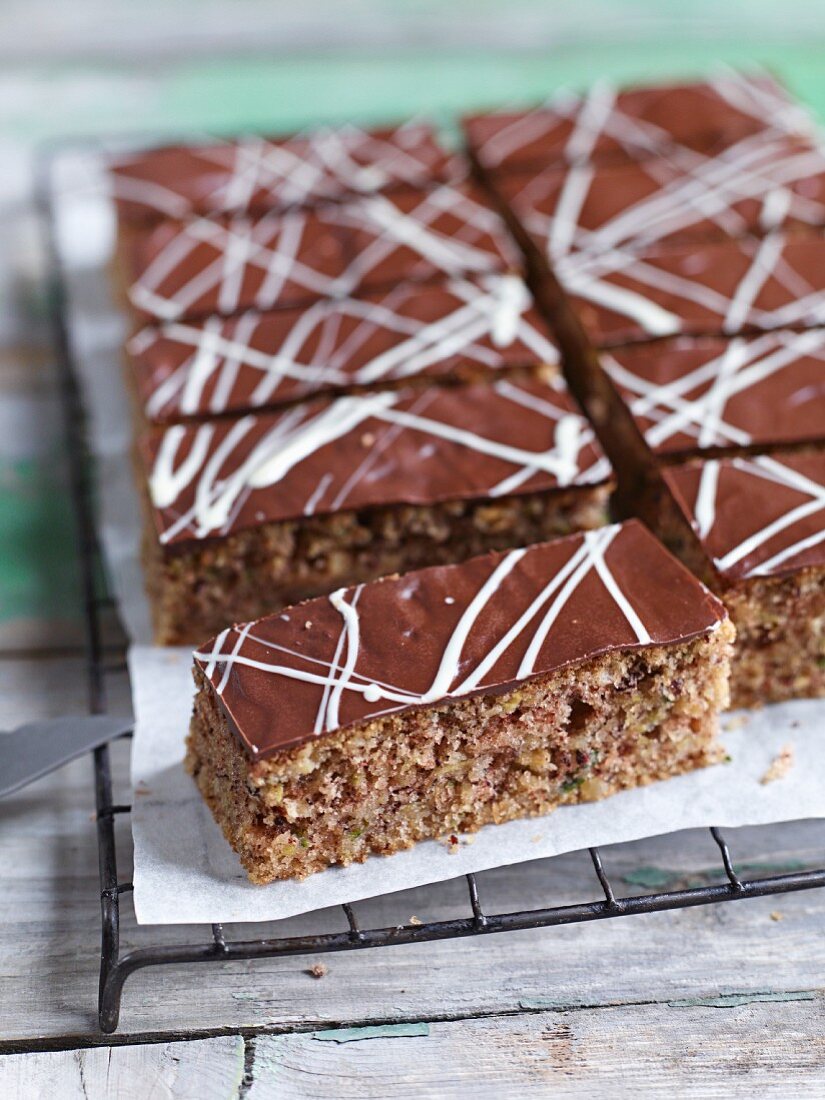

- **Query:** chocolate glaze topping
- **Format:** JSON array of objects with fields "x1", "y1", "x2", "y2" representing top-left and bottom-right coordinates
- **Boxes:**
[
  {"x1": 662, "y1": 451, "x2": 825, "y2": 583},
  {"x1": 194, "y1": 520, "x2": 728, "y2": 760},
  {"x1": 125, "y1": 182, "x2": 520, "y2": 324},
  {"x1": 603, "y1": 331, "x2": 825, "y2": 457},
  {"x1": 463, "y1": 73, "x2": 812, "y2": 173},
  {"x1": 556, "y1": 232, "x2": 825, "y2": 347},
  {"x1": 127, "y1": 274, "x2": 559, "y2": 425},
  {"x1": 495, "y1": 138, "x2": 825, "y2": 257},
  {"x1": 110, "y1": 122, "x2": 451, "y2": 222},
  {"x1": 143, "y1": 374, "x2": 611, "y2": 547}
]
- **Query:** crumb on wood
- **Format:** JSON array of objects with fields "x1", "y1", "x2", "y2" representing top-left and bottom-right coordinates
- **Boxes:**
[
  {"x1": 760, "y1": 744, "x2": 795, "y2": 785},
  {"x1": 306, "y1": 962, "x2": 328, "y2": 979},
  {"x1": 408, "y1": 915, "x2": 422, "y2": 926},
  {"x1": 770, "y1": 911, "x2": 784, "y2": 922}
]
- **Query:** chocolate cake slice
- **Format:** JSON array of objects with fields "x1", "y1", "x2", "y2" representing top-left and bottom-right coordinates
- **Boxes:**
[
  {"x1": 110, "y1": 120, "x2": 452, "y2": 224},
  {"x1": 120, "y1": 181, "x2": 521, "y2": 325},
  {"x1": 492, "y1": 137, "x2": 825, "y2": 258},
  {"x1": 599, "y1": 330, "x2": 825, "y2": 462},
  {"x1": 186, "y1": 520, "x2": 733, "y2": 883},
  {"x1": 549, "y1": 232, "x2": 825, "y2": 348},
  {"x1": 125, "y1": 274, "x2": 559, "y2": 426},
  {"x1": 643, "y1": 450, "x2": 825, "y2": 706},
  {"x1": 139, "y1": 374, "x2": 613, "y2": 644},
  {"x1": 462, "y1": 72, "x2": 813, "y2": 174}
]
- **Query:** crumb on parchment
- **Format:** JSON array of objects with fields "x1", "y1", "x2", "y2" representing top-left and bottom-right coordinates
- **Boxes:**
[
  {"x1": 408, "y1": 915, "x2": 423, "y2": 926},
  {"x1": 724, "y1": 714, "x2": 748, "y2": 732},
  {"x1": 770, "y1": 911, "x2": 784, "y2": 922},
  {"x1": 760, "y1": 744, "x2": 795, "y2": 785},
  {"x1": 307, "y1": 962, "x2": 328, "y2": 979}
]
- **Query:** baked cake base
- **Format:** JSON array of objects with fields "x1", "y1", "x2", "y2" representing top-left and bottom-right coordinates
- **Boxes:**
[
  {"x1": 724, "y1": 570, "x2": 825, "y2": 708},
  {"x1": 186, "y1": 626, "x2": 733, "y2": 884}
]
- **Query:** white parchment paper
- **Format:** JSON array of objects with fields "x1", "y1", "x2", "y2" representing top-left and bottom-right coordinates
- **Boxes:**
[{"x1": 54, "y1": 147, "x2": 825, "y2": 927}]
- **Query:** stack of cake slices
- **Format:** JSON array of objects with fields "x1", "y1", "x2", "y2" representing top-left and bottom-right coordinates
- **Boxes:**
[
  {"x1": 113, "y1": 122, "x2": 614, "y2": 645},
  {"x1": 465, "y1": 68, "x2": 825, "y2": 708},
  {"x1": 111, "y1": 71, "x2": 824, "y2": 883}
]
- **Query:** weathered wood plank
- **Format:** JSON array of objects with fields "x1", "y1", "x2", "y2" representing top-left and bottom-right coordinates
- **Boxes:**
[
  {"x1": 0, "y1": 1036, "x2": 244, "y2": 1100},
  {"x1": 248, "y1": 999, "x2": 825, "y2": 1099},
  {"x1": 1, "y1": 654, "x2": 824, "y2": 1045},
  {"x1": 2, "y1": 0, "x2": 824, "y2": 63}
]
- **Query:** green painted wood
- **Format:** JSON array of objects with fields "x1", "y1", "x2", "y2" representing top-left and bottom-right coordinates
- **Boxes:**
[{"x1": 4, "y1": 47, "x2": 825, "y2": 144}]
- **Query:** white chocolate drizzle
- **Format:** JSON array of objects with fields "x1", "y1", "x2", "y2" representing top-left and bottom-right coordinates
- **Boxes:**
[
  {"x1": 681, "y1": 453, "x2": 825, "y2": 579},
  {"x1": 148, "y1": 377, "x2": 611, "y2": 544},
  {"x1": 471, "y1": 68, "x2": 814, "y2": 171},
  {"x1": 112, "y1": 121, "x2": 448, "y2": 218},
  {"x1": 193, "y1": 523, "x2": 667, "y2": 738},
  {"x1": 508, "y1": 133, "x2": 825, "y2": 266},
  {"x1": 552, "y1": 232, "x2": 825, "y2": 340},
  {"x1": 127, "y1": 182, "x2": 519, "y2": 323},
  {"x1": 602, "y1": 328, "x2": 825, "y2": 453},
  {"x1": 132, "y1": 274, "x2": 557, "y2": 420}
]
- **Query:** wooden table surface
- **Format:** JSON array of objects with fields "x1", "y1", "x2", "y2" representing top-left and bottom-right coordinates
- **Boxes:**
[{"x1": 1, "y1": 3, "x2": 824, "y2": 1095}]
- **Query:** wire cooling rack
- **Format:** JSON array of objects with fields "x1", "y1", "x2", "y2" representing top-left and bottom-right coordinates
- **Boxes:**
[{"x1": 35, "y1": 137, "x2": 825, "y2": 1036}]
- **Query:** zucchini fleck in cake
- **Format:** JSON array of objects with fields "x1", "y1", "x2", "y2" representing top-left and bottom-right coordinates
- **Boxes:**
[
  {"x1": 120, "y1": 180, "x2": 520, "y2": 325},
  {"x1": 139, "y1": 374, "x2": 612, "y2": 644},
  {"x1": 462, "y1": 71, "x2": 813, "y2": 173},
  {"x1": 187, "y1": 520, "x2": 733, "y2": 883},
  {"x1": 126, "y1": 274, "x2": 559, "y2": 426},
  {"x1": 645, "y1": 451, "x2": 825, "y2": 707},
  {"x1": 110, "y1": 121, "x2": 452, "y2": 225}
]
